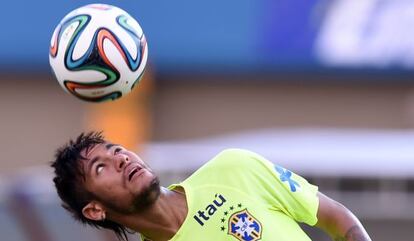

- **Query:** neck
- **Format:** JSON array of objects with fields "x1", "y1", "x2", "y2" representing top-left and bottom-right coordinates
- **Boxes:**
[{"x1": 109, "y1": 187, "x2": 187, "y2": 241}]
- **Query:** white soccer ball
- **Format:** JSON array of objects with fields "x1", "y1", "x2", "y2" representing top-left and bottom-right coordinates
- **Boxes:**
[{"x1": 49, "y1": 4, "x2": 148, "y2": 102}]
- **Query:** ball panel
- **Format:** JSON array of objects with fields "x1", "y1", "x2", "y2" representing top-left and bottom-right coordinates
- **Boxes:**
[
  {"x1": 131, "y1": 37, "x2": 148, "y2": 90},
  {"x1": 50, "y1": 25, "x2": 60, "y2": 57},
  {"x1": 65, "y1": 81, "x2": 122, "y2": 102},
  {"x1": 97, "y1": 28, "x2": 128, "y2": 71},
  {"x1": 116, "y1": 15, "x2": 145, "y2": 71},
  {"x1": 63, "y1": 16, "x2": 93, "y2": 69}
]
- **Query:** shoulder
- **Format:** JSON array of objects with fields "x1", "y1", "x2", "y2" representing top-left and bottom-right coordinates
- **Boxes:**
[
  {"x1": 212, "y1": 148, "x2": 263, "y2": 161},
  {"x1": 182, "y1": 149, "x2": 274, "y2": 187},
  {"x1": 208, "y1": 148, "x2": 251, "y2": 165},
  {"x1": 209, "y1": 148, "x2": 274, "y2": 172}
]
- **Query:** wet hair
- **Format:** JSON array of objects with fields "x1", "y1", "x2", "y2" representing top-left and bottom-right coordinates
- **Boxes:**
[{"x1": 51, "y1": 131, "x2": 130, "y2": 241}]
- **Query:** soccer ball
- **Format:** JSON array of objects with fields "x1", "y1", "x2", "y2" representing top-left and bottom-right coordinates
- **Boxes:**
[{"x1": 49, "y1": 4, "x2": 148, "y2": 102}]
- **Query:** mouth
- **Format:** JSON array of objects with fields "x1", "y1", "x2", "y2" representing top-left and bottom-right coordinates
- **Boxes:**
[{"x1": 128, "y1": 166, "x2": 142, "y2": 181}]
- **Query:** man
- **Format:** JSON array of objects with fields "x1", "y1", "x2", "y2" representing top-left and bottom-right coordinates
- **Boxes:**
[{"x1": 51, "y1": 132, "x2": 372, "y2": 241}]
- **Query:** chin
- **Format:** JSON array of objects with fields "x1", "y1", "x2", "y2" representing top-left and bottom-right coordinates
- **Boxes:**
[{"x1": 132, "y1": 176, "x2": 161, "y2": 210}]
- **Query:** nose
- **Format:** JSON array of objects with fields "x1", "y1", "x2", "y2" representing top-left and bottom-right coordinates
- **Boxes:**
[{"x1": 116, "y1": 154, "x2": 129, "y2": 171}]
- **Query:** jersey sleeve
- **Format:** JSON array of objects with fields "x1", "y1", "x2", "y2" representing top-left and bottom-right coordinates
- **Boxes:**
[{"x1": 230, "y1": 149, "x2": 320, "y2": 226}]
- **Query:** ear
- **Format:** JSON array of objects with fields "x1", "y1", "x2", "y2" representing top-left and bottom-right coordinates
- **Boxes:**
[{"x1": 82, "y1": 201, "x2": 106, "y2": 221}]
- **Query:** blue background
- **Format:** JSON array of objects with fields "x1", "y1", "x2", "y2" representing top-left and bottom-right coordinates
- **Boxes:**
[{"x1": 1, "y1": 0, "x2": 413, "y2": 74}]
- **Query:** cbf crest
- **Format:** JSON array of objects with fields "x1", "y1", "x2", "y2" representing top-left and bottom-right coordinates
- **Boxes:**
[{"x1": 228, "y1": 209, "x2": 262, "y2": 241}]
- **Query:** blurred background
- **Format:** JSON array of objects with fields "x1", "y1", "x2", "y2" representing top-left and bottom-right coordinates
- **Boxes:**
[{"x1": 1, "y1": 0, "x2": 413, "y2": 240}]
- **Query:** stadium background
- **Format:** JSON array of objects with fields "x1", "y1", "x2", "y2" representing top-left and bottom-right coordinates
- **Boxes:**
[{"x1": 1, "y1": 0, "x2": 413, "y2": 240}]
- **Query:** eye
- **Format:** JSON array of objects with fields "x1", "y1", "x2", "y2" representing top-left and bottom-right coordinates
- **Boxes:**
[
  {"x1": 114, "y1": 147, "x2": 122, "y2": 155},
  {"x1": 96, "y1": 164, "x2": 105, "y2": 174}
]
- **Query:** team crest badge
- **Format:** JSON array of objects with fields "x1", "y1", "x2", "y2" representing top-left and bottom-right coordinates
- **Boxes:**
[{"x1": 228, "y1": 209, "x2": 262, "y2": 241}]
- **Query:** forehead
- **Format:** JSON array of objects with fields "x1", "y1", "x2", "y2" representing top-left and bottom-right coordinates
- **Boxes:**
[
  {"x1": 81, "y1": 142, "x2": 114, "y2": 162},
  {"x1": 82, "y1": 142, "x2": 102, "y2": 157}
]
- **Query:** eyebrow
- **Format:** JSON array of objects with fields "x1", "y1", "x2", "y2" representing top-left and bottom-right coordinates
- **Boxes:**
[{"x1": 105, "y1": 143, "x2": 119, "y2": 150}]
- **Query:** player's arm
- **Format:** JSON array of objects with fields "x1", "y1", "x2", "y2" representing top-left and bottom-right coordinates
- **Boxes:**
[{"x1": 315, "y1": 192, "x2": 372, "y2": 241}]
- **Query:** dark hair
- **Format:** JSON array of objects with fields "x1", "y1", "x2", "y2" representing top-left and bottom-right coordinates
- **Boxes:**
[{"x1": 51, "y1": 131, "x2": 130, "y2": 241}]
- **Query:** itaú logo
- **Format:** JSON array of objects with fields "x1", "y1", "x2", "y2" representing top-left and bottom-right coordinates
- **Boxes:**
[
  {"x1": 228, "y1": 209, "x2": 262, "y2": 241},
  {"x1": 193, "y1": 194, "x2": 227, "y2": 226}
]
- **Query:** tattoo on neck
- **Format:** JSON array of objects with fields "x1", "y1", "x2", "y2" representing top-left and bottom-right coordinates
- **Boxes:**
[{"x1": 334, "y1": 225, "x2": 370, "y2": 241}]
